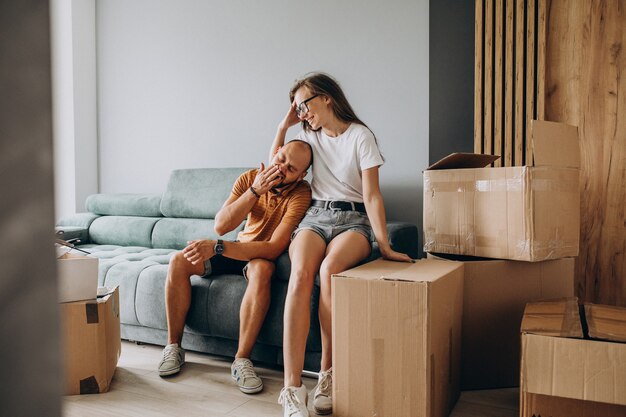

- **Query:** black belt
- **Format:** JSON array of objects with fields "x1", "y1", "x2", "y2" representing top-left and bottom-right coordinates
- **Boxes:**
[{"x1": 311, "y1": 200, "x2": 366, "y2": 213}]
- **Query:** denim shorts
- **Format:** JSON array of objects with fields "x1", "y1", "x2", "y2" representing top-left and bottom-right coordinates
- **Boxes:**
[{"x1": 292, "y1": 206, "x2": 373, "y2": 244}]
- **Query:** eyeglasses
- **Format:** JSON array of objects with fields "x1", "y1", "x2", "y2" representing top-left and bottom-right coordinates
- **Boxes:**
[{"x1": 295, "y1": 94, "x2": 320, "y2": 117}]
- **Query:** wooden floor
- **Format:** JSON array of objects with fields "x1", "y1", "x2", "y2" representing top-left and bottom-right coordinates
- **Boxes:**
[{"x1": 63, "y1": 341, "x2": 519, "y2": 417}]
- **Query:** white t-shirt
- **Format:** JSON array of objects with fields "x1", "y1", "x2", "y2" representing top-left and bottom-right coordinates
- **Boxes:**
[{"x1": 295, "y1": 123, "x2": 384, "y2": 202}]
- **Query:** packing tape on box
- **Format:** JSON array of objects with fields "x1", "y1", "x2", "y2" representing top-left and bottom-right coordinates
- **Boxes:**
[
  {"x1": 425, "y1": 178, "x2": 522, "y2": 193},
  {"x1": 85, "y1": 302, "x2": 99, "y2": 324},
  {"x1": 530, "y1": 178, "x2": 579, "y2": 192},
  {"x1": 515, "y1": 236, "x2": 579, "y2": 261}
]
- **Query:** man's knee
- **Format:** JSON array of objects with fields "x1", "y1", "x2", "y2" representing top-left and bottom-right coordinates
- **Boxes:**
[
  {"x1": 168, "y1": 251, "x2": 199, "y2": 280},
  {"x1": 246, "y1": 259, "x2": 275, "y2": 285}
]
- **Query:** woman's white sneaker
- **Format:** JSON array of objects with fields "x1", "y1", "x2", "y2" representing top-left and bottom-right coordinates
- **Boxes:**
[
  {"x1": 278, "y1": 385, "x2": 309, "y2": 417},
  {"x1": 231, "y1": 358, "x2": 263, "y2": 394},
  {"x1": 313, "y1": 368, "x2": 332, "y2": 415}
]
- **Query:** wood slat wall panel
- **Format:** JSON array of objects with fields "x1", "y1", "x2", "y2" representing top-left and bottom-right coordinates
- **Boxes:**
[
  {"x1": 476, "y1": 0, "x2": 544, "y2": 167},
  {"x1": 525, "y1": 0, "x2": 536, "y2": 165},
  {"x1": 494, "y1": 0, "x2": 504, "y2": 167},
  {"x1": 484, "y1": 0, "x2": 494, "y2": 157},
  {"x1": 514, "y1": 0, "x2": 525, "y2": 166},
  {"x1": 504, "y1": 0, "x2": 514, "y2": 166},
  {"x1": 475, "y1": 0, "x2": 484, "y2": 154}
]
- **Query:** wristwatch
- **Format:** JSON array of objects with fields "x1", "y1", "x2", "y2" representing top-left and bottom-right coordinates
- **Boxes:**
[{"x1": 214, "y1": 239, "x2": 224, "y2": 256}]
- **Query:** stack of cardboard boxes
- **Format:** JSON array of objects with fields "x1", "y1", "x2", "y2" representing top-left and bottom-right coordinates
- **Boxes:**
[
  {"x1": 332, "y1": 120, "x2": 582, "y2": 416},
  {"x1": 422, "y1": 120, "x2": 581, "y2": 391},
  {"x1": 57, "y1": 252, "x2": 121, "y2": 395}
]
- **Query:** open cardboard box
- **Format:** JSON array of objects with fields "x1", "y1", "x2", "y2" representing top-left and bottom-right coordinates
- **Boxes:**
[
  {"x1": 423, "y1": 120, "x2": 580, "y2": 261},
  {"x1": 520, "y1": 298, "x2": 626, "y2": 416}
]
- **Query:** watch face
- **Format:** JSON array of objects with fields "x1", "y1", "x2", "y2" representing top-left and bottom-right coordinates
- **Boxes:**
[{"x1": 215, "y1": 241, "x2": 224, "y2": 255}]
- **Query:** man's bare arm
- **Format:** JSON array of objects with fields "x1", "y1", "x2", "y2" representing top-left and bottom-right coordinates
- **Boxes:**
[{"x1": 183, "y1": 221, "x2": 296, "y2": 264}]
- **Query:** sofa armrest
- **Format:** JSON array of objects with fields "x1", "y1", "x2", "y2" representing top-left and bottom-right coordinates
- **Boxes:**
[
  {"x1": 56, "y1": 212, "x2": 101, "y2": 244},
  {"x1": 367, "y1": 221, "x2": 420, "y2": 262},
  {"x1": 386, "y1": 221, "x2": 420, "y2": 259}
]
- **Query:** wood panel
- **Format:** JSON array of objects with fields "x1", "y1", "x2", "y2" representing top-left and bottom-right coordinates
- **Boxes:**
[
  {"x1": 475, "y1": 0, "x2": 484, "y2": 154},
  {"x1": 475, "y1": 0, "x2": 546, "y2": 167},
  {"x1": 494, "y1": 0, "x2": 504, "y2": 166},
  {"x1": 504, "y1": 0, "x2": 514, "y2": 166},
  {"x1": 544, "y1": 0, "x2": 626, "y2": 306},
  {"x1": 484, "y1": 0, "x2": 494, "y2": 157}
]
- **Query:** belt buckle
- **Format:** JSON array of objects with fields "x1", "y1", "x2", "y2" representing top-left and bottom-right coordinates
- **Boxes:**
[{"x1": 328, "y1": 201, "x2": 341, "y2": 211}]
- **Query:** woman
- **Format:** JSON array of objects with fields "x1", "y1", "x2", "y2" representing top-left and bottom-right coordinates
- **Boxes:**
[{"x1": 274, "y1": 73, "x2": 412, "y2": 417}]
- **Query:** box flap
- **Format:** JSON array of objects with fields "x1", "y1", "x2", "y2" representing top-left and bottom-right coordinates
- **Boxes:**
[
  {"x1": 334, "y1": 259, "x2": 462, "y2": 283},
  {"x1": 585, "y1": 303, "x2": 626, "y2": 343},
  {"x1": 521, "y1": 297, "x2": 583, "y2": 338},
  {"x1": 426, "y1": 153, "x2": 500, "y2": 170},
  {"x1": 531, "y1": 120, "x2": 580, "y2": 168}
]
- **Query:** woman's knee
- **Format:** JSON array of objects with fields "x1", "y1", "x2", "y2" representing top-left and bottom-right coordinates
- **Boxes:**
[{"x1": 288, "y1": 267, "x2": 316, "y2": 294}]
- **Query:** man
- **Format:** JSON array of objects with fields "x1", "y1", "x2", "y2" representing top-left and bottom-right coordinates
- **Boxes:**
[{"x1": 158, "y1": 140, "x2": 312, "y2": 396}]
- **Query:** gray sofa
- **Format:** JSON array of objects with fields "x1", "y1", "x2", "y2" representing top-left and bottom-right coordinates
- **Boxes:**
[{"x1": 56, "y1": 168, "x2": 420, "y2": 371}]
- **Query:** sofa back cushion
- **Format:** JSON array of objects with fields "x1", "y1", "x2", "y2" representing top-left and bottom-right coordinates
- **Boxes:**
[
  {"x1": 160, "y1": 168, "x2": 250, "y2": 218},
  {"x1": 89, "y1": 216, "x2": 161, "y2": 247},
  {"x1": 151, "y1": 218, "x2": 243, "y2": 249},
  {"x1": 86, "y1": 193, "x2": 163, "y2": 217}
]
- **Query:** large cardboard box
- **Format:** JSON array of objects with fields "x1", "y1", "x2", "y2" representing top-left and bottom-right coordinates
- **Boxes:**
[
  {"x1": 61, "y1": 287, "x2": 121, "y2": 395},
  {"x1": 57, "y1": 252, "x2": 98, "y2": 303},
  {"x1": 423, "y1": 120, "x2": 580, "y2": 261},
  {"x1": 428, "y1": 253, "x2": 575, "y2": 389},
  {"x1": 520, "y1": 299, "x2": 626, "y2": 417},
  {"x1": 332, "y1": 259, "x2": 464, "y2": 417}
]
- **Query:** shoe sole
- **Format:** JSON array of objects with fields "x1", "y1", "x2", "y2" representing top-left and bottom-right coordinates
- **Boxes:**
[
  {"x1": 158, "y1": 364, "x2": 182, "y2": 377},
  {"x1": 231, "y1": 375, "x2": 263, "y2": 394},
  {"x1": 313, "y1": 405, "x2": 332, "y2": 415}
]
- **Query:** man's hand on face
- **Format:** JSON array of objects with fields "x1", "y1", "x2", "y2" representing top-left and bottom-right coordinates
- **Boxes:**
[
  {"x1": 182, "y1": 239, "x2": 215, "y2": 265},
  {"x1": 252, "y1": 162, "x2": 284, "y2": 195}
]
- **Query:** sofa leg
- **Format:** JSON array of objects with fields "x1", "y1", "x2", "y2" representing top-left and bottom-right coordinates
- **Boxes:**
[{"x1": 302, "y1": 369, "x2": 319, "y2": 379}]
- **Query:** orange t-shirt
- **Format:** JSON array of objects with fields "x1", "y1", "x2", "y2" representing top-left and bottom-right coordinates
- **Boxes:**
[{"x1": 231, "y1": 169, "x2": 311, "y2": 242}]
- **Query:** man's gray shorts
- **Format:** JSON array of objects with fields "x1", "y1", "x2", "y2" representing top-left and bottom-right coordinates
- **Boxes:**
[{"x1": 292, "y1": 206, "x2": 373, "y2": 244}]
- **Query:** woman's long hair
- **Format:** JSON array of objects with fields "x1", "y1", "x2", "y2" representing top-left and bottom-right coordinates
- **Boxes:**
[
  {"x1": 289, "y1": 72, "x2": 383, "y2": 160},
  {"x1": 289, "y1": 72, "x2": 369, "y2": 132}
]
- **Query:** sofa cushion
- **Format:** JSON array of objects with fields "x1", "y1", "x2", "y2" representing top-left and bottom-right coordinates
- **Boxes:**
[
  {"x1": 151, "y1": 218, "x2": 243, "y2": 250},
  {"x1": 160, "y1": 168, "x2": 250, "y2": 218},
  {"x1": 89, "y1": 216, "x2": 161, "y2": 247},
  {"x1": 86, "y1": 193, "x2": 163, "y2": 217}
]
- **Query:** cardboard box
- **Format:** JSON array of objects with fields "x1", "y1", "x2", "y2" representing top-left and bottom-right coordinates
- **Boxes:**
[
  {"x1": 61, "y1": 287, "x2": 121, "y2": 395},
  {"x1": 423, "y1": 120, "x2": 580, "y2": 261},
  {"x1": 521, "y1": 299, "x2": 626, "y2": 417},
  {"x1": 429, "y1": 253, "x2": 575, "y2": 389},
  {"x1": 57, "y1": 252, "x2": 98, "y2": 303},
  {"x1": 332, "y1": 259, "x2": 463, "y2": 417}
]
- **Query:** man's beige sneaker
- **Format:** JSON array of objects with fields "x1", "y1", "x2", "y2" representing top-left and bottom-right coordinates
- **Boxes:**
[
  {"x1": 278, "y1": 385, "x2": 309, "y2": 417},
  {"x1": 231, "y1": 358, "x2": 263, "y2": 394},
  {"x1": 313, "y1": 368, "x2": 332, "y2": 415},
  {"x1": 158, "y1": 343, "x2": 185, "y2": 376}
]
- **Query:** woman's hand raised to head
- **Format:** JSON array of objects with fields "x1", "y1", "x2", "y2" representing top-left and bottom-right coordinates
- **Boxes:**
[
  {"x1": 380, "y1": 248, "x2": 415, "y2": 263},
  {"x1": 279, "y1": 102, "x2": 301, "y2": 131}
]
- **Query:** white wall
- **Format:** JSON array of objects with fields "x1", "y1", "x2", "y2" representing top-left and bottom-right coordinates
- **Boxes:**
[
  {"x1": 97, "y1": 0, "x2": 428, "y2": 228},
  {"x1": 51, "y1": 0, "x2": 98, "y2": 220}
]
